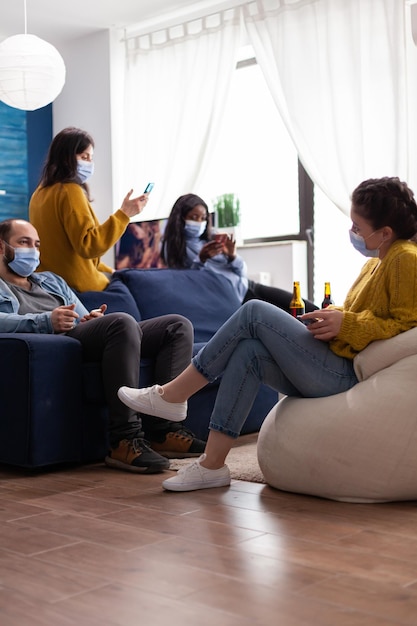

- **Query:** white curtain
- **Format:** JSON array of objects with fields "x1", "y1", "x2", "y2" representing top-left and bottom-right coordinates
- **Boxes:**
[
  {"x1": 243, "y1": 0, "x2": 411, "y2": 215},
  {"x1": 123, "y1": 10, "x2": 242, "y2": 218}
]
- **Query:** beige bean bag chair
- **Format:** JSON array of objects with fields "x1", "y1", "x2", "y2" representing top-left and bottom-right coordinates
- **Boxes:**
[{"x1": 257, "y1": 327, "x2": 417, "y2": 502}]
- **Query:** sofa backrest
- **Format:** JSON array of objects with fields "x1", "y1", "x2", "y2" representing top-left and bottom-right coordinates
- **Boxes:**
[
  {"x1": 75, "y1": 279, "x2": 141, "y2": 321},
  {"x1": 113, "y1": 268, "x2": 241, "y2": 343}
]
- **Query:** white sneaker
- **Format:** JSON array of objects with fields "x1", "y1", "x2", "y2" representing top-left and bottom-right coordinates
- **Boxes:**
[
  {"x1": 162, "y1": 454, "x2": 231, "y2": 492},
  {"x1": 117, "y1": 385, "x2": 187, "y2": 422}
]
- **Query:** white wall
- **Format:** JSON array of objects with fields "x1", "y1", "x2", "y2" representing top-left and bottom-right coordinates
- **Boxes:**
[
  {"x1": 238, "y1": 241, "x2": 308, "y2": 302},
  {"x1": 52, "y1": 30, "x2": 116, "y2": 267}
]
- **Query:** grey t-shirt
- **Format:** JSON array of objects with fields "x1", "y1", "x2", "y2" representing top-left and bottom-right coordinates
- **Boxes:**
[{"x1": 6, "y1": 279, "x2": 64, "y2": 314}]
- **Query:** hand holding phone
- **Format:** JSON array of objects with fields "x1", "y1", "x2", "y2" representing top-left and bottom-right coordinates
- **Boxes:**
[
  {"x1": 297, "y1": 316, "x2": 319, "y2": 326},
  {"x1": 144, "y1": 182, "x2": 154, "y2": 193},
  {"x1": 214, "y1": 233, "x2": 228, "y2": 244}
]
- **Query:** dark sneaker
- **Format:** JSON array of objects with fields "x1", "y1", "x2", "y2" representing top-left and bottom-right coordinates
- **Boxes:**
[
  {"x1": 149, "y1": 428, "x2": 206, "y2": 459},
  {"x1": 105, "y1": 438, "x2": 169, "y2": 473}
]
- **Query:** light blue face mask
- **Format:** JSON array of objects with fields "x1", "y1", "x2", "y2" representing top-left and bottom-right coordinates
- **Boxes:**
[
  {"x1": 184, "y1": 220, "x2": 207, "y2": 238},
  {"x1": 349, "y1": 229, "x2": 381, "y2": 258},
  {"x1": 77, "y1": 160, "x2": 94, "y2": 184},
  {"x1": 4, "y1": 244, "x2": 40, "y2": 277}
]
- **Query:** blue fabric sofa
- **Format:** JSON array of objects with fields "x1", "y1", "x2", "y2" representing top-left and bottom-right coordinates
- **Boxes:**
[{"x1": 0, "y1": 268, "x2": 278, "y2": 468}]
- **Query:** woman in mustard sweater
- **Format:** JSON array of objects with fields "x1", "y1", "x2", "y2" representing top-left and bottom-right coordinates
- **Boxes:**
[
  {"x1": 29, "y1": 127, "x2": 148, "y2": 292},
  {"x1": 118, "y1": 176, "x2": 417, "y2": 492}
]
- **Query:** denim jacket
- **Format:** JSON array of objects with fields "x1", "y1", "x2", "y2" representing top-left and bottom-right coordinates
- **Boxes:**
[{"x1": 0, "y1": 271, "x2": 88, "y2": 333}]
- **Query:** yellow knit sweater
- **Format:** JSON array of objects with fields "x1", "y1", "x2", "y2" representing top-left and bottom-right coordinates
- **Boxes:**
[
  {"x1": 330, "y1": 239, "x2": 417, "y2": 359},
  {"x1": 29, "y1": 183, "x2": 130, "y2": 291}
]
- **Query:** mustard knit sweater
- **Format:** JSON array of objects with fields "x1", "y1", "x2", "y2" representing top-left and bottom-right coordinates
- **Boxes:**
[
  {"x1": 330, "y1": 239, "x2": 417, "y2": 359},
  {"x1": 29, "y1": 183, "x2": 130, "y2": 291}
]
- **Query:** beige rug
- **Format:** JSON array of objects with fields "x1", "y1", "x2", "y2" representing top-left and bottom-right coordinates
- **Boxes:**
[{"x1": 168, "y1": 433, "x2": 266, "y2": 484}]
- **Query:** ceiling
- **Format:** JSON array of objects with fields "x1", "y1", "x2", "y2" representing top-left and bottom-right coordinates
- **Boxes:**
[
  {"x1": 3, "y1": 1, "x2": 415, "y2": 48},
  {"x1": 0, "y1": 0, "x2": 203, "y2": 46}
]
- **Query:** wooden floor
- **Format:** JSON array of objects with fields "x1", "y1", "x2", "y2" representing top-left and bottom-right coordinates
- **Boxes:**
[{"x1": 1, "y1": 457, "x2": 417, "y2": 626}]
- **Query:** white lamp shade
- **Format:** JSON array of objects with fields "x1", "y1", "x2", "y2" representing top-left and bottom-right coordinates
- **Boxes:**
[{"x1": 0, "y1": 34, "x2": 66, "y2": 111}]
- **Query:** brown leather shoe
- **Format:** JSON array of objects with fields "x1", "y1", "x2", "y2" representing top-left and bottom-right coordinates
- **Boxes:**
[
  {"x1": 105, "y1": 438, "x2": 169, "y2": 473},
  {"x1": 150, "y1": 429, "x2": 206, "y2": 459}
]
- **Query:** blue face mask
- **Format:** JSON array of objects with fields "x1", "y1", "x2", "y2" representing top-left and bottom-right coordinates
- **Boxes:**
[
  {"x1": 349, "y1": 229, "x2": 381, "y2": 258},
  {"x1": 77, "y1": 160, "x2": 94, "y2": 184},
  {"x1": 184, "y1": 220, "x2": 207, "y2": 238},
  {"x1": 4, "y1": 244, "x2": 40, "y2": 277}
]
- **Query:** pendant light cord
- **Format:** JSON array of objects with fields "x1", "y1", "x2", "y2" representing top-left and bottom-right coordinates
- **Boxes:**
[{"x1": 23, "y1": 0, "x2": 27, "y2": 35}]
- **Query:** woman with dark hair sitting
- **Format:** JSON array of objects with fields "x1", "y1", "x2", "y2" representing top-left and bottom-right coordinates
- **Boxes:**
[{"x1": 161, "y1": 193, "x2": 318, "y2": 313}]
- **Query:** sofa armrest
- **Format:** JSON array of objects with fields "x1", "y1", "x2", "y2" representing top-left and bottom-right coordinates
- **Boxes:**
[{"x1": 0, "y1": 334, "x2": 85, "y2": 466}]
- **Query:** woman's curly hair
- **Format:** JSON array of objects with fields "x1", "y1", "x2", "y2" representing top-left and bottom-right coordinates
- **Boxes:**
[{"x1": 352, "y1": 177, "x2": 417, "y2": 241}]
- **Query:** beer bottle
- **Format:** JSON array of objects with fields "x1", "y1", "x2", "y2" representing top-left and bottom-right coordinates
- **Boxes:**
[
  {"x1": 289, "y1": 281, "x2": 305, "y2": 317},
  {"x1": 321, "y1": 281, "x2": 334, "y2": 308}
]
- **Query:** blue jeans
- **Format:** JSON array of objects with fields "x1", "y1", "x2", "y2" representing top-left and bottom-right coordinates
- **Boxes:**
[{"x1": 192, "y1": 300, "x2": 358, "y2": 438}]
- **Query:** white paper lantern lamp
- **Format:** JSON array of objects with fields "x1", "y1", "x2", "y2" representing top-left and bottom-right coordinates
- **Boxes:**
[{"x1": 0, "y1": 33, "x2": 66, "y2": 111}]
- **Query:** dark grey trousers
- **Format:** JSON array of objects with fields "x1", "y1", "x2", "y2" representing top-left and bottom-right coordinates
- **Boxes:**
[{"x1": 68, "y1": 312, "x2": 193, "y2": 446}]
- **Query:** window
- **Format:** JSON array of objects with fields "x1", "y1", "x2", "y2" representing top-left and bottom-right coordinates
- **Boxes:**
[{"x1": 198, "y1": 51, "x2": 300, "y2": 242}]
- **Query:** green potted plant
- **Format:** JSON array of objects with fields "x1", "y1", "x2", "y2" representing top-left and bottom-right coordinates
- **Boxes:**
[{"x1": 213, "y1": 193, "x2": 240, "y2": 228}]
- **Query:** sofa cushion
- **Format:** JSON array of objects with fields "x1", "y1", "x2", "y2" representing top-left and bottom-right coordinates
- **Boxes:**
[
  {"x1": 76, "y1": 278, "x2": 141, "y2": 321},
  {"x1": 113, "y1": 268, "x2": 241, "y2": 343},
  {"x1": 353, "y1": 326, "x2": 417, "y2": 381}
]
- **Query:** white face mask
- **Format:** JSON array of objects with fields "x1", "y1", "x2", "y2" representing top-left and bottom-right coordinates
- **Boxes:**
[
  {"x1": 77, "y1": 160, "x2": 94, "y2": 184},
  {"x1": 184, "y1": 220, "x2": 207, "y2": 238},
  {"x1": 349, "y1": 229, "x2": 383, "y2": 257},
  {"x1": 3, "y1": 242, "x2": 40, "y2": 276}
]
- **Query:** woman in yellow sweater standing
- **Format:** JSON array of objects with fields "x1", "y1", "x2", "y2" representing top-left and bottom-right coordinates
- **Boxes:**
[
  {"x1": 29, "y1": 127, "x2": 148, "y2": 292},
  {"x1": 117, "y1": 176, "x2": 417, "y2": 492},
  {"x1": 29, "y1": 126, "x2": 207, "y2": 460}
]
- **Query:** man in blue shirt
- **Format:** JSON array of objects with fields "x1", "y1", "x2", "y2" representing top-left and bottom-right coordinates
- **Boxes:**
[{"x1": 0, "y1": 218, "x2": 205, "y2": 472}]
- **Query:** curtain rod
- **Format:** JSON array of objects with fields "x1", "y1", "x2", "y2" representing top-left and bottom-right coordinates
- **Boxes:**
[{"x1": 122, "y1": 0, "x2": 254, "y2": 40}]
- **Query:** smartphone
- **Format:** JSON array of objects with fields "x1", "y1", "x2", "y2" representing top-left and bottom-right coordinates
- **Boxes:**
[
  {"x1": 144, "y1": 182, "x2": 154, "y2": 193},
  {"x1": 297, "y1": 316, "x2": 317, "y2": 326},
  {"x1": 214, "y1": 233, "x2": 227, "y2": 244}
]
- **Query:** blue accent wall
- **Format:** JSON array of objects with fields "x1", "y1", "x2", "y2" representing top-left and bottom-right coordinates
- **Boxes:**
[
  {"x1": 0, "y1": 101, "x2": 52, "y2": 221},
  {"x1": 27, "y1": 104, "x2": 53, "y2": 196}
]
